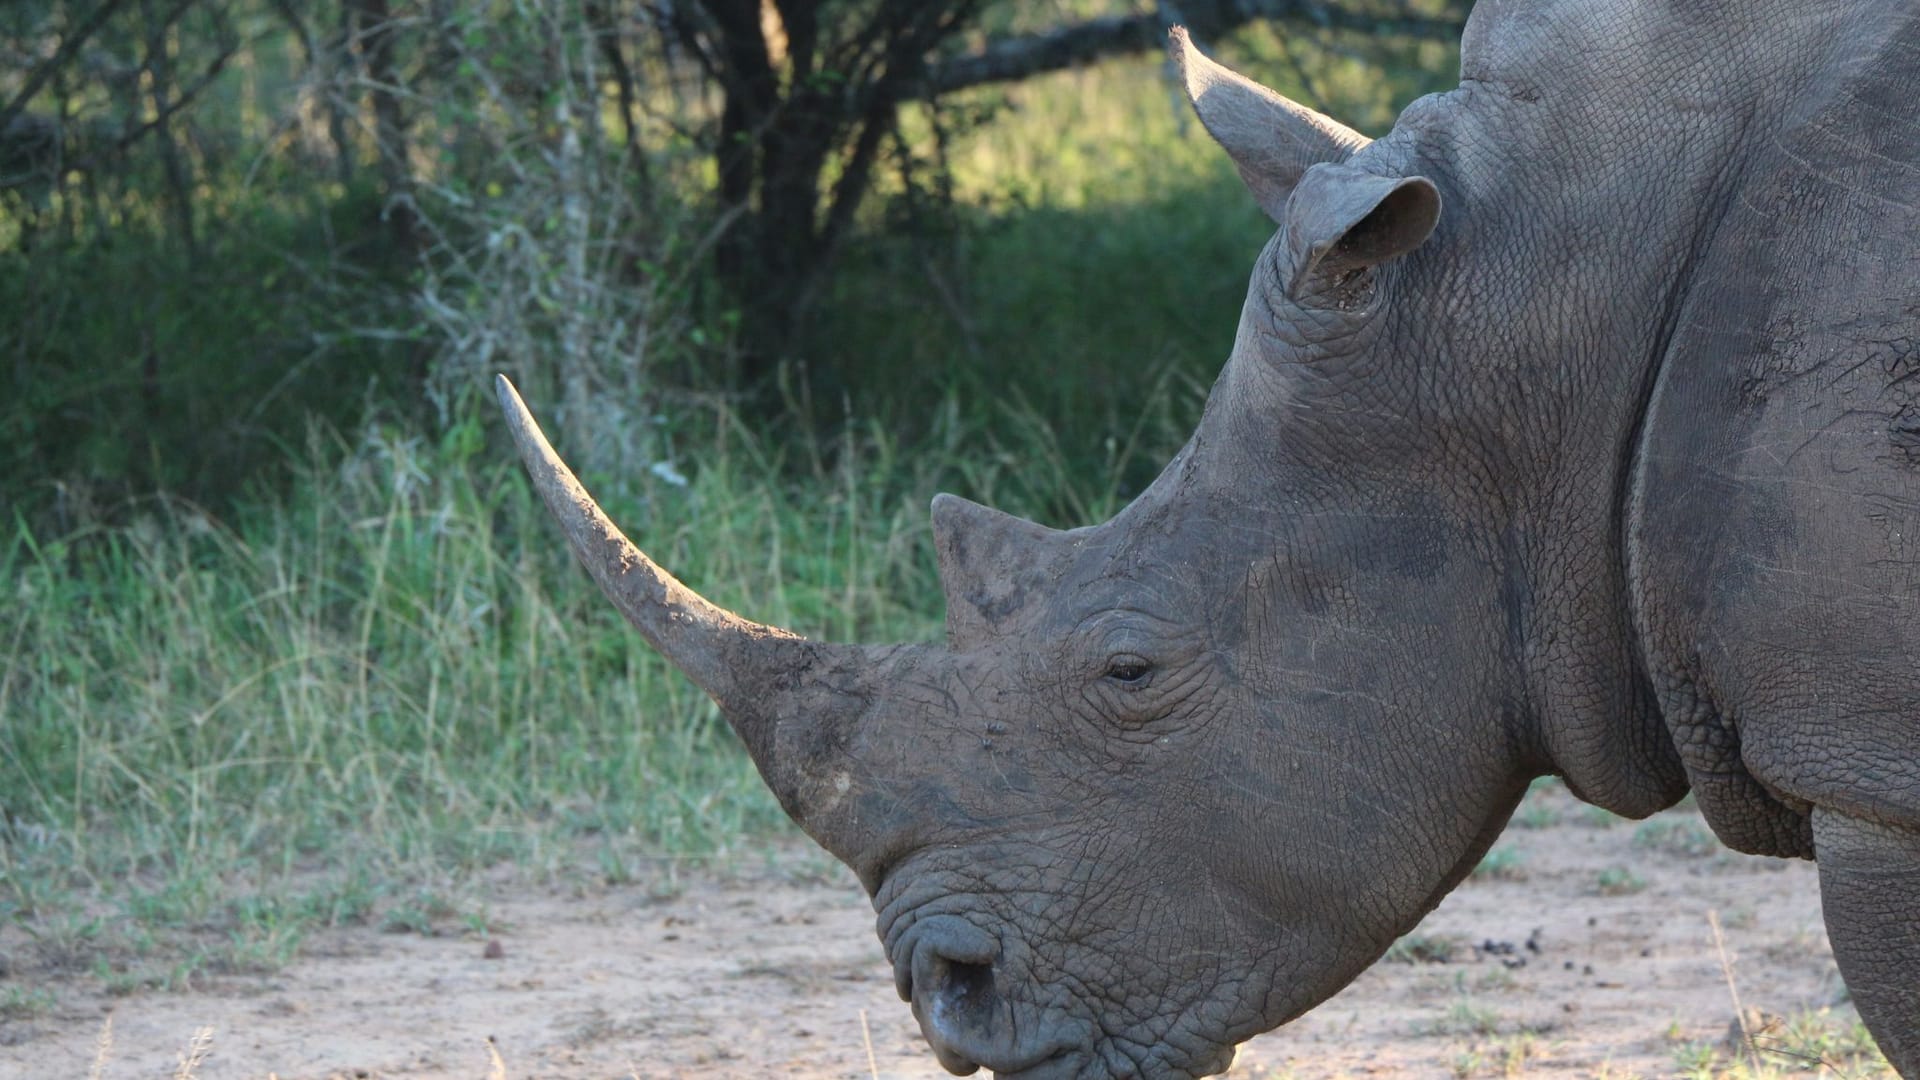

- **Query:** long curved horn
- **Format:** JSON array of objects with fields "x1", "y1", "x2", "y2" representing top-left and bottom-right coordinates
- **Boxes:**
[
  {"x1": 498, "y1": 375, "x2": 961, "y2": 876},
  {"x1": 495, "y1": 374, "x2": 799, "y2": 711}
]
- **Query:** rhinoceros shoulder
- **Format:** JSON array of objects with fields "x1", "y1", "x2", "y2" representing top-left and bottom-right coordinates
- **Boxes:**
[{"x1": 1628, "y1": 11, "x2": 1920, "y2": 855}]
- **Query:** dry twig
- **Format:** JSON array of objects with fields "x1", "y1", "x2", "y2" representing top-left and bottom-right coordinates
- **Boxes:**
[{"x1": 1709, "y1": 908, "x2": 1765, "y2": 1075}]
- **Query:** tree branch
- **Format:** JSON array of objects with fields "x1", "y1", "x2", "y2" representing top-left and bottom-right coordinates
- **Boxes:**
[
  {"x1": 916, "y1": 0, "x2": 1467, "y2": 101},
  {"x1": 0, "y1": 0, "x2": 137, "y2": 136},
  {"x1": 52, "y1": 30, "x2": 239, "y2": 179}
]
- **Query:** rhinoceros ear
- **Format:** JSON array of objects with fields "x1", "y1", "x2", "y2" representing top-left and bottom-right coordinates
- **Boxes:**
[
  {"x1": 931, "y1": 494, "x2": 1075, "y2": 650},
  {"x1": 1172, "y1": 25, "x2": 1370, "y2": 222},
  {"x1": 1281, "y1": 162, "x2": 1440, "y2": 302}
]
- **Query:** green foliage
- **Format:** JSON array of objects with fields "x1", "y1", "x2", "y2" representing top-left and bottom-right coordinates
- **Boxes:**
[
  {"x1": 819, "y1": 55, "x2": 1270, "y2": 522},
  {"x1": 1670, "y1": 1008, "x2": 1891, "y2": 1077},
  {"x1": 1509, "y1": 776, "x2": 1564, "y2": 828},
  {"x1": 0, "y1": 420, "x2": 740, "y2": 962},
  {"x1": 1634, "y1": 816, "x2": 1721, "y2": 858},
  {"x1": 813, "y1": 33, "x2": 1463, "y2": 518},
  {"x1": 1421, "y1": 997, "x2": 1505, "y2": 1038},
  {"x1": 1753, "y1": 1009, "x2": 1891, "y2": 1075},
  {"x1": 0, "y1": 985, "x2": 57, "y2": 1020},
  {"x1": 1512, "y1": 800, "x2": 1560, "y2": 830},
  {"x1": 1450, "y1": 1031, "x2": 1546, "y2": 1078},
  {"x1": 0, "y1": 187, "x2": 411, "y2": 509}
]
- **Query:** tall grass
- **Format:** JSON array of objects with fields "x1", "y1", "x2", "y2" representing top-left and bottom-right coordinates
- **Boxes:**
[
  {"x1": 2, "y1": 411, "x2": 900, "y2": 901},
  {"x1": 0, "y1": 365, "x2": 1195, "y2": 973}
]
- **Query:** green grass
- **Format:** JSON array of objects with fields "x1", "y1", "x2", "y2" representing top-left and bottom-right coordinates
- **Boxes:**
[
  {"x1": 1473, "y1": 845, "x2": 1529, "y2": 881},
  {"x1": 1509, "y1": 776, "x2": 1565, "y2": 829},
  {"x1": 814, "y1": 40, "x2": 1462, "y2": 515},
  {"x1": 1595, "y1": 866, "x2": 1648, "y2": 896},
  {"x1": 1669, "y1": 1008, "x2": 1891, "y2": 1077},
  {"x1": 1386, "y1": 932, "x2": 1462, "y2": 964},
  {"x1": 0, "y1": 985, "x2": 56, "y2": 1020},
  {"x1": 0, "y1": 184, "x2": 413, "y2": 511},
  {"x1": 1, "y1": 406, "x2": 950, "y2": 972},
  {"x1": 1450, "y1": 1031, "x2": 1547, "y2": 1078},
  {"x1": 1421, "y1": 998, "x2": 1506, "y2": 1038},
  {"x1": 1634, "y1": 816, "x2": 1720, "y2": 857}
]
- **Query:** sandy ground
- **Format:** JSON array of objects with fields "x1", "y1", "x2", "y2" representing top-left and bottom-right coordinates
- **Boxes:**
[{"x1": 1, "y1": 783, "x2": 1882, "y2": 1079}]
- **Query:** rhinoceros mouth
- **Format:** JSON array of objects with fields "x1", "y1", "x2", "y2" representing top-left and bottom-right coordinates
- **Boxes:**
[{"x1": 988, "y1": 1049, "x2": 1096, "y2": 1080}]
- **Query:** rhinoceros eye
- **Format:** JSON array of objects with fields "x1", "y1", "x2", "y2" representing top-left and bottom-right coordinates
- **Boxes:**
[{"x1": 1104, "y1": 656, "x2": 1153, "y2": 686}]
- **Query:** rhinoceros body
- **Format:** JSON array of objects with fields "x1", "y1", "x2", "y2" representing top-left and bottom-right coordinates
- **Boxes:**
[{"x1": 501, "y1": 1, "x2": 1920, "y2": 1075}]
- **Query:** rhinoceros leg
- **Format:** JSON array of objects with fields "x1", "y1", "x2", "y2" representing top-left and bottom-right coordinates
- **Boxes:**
[{"x1": 1813, "y1": 808, "x2": 1920, "y2": 1076}]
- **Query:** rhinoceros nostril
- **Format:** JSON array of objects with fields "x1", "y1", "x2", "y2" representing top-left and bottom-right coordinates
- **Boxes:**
[
  {"x1": 905, "y1": 926, "x2": 1085, "y2": 1077},
  {"x1": 928, "y1": 956, "x2": 997, "y2": 1031},
  {"x1": 920, "y1": 952, "x2": 1001, "y2": 1076},
  {"x1": 900, "y1": 916, "x2": 1006, "y2": 1074},
  {"x1": 898, "y1": 915, "x2": 998, "y2": 1002}
]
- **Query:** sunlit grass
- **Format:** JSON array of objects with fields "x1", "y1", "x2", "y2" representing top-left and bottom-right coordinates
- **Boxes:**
[{"x1": 0, "y1": 407, "x2": 939, "y2": 967}]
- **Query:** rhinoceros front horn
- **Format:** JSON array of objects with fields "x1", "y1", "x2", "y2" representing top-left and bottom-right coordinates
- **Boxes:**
[{"x1": 495, "y1": 375, "x2": 907, "y2": 855}]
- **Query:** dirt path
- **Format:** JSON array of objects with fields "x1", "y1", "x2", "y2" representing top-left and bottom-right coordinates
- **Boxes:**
[{"x1": 2, "y1": 784, "x2": 1884, "y2": 1079}]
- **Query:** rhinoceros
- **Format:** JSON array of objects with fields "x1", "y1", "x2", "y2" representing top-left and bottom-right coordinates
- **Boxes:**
[{"x1": 498, "y1": 1, "x2": 1920, "y2": 1075}]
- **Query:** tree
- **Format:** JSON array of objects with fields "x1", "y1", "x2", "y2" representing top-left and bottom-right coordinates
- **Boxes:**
[
  {"x1": 0, "y1": 0, "x2": 1472, "y2": 505},
  {"x1": 664, "y1": 0, "x2": 1471, "y2": 386}
]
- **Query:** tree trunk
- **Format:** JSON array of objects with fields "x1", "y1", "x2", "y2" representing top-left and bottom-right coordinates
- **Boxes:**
[
  {"x1": 683, "y1": 0, "x2": 1470, "y2": 393},
  {"x1": 584, "y1": 0, "x2": 650, "y2": 190},
  {"x1": 328, "y1": 4, "x2": 355, "y2": 185},
  {"x1": 349, "y1": 0, "x2": 417, "y2": 252},
  {"x1": 140, "y1": 0, "x2": 199, "y2": 261}
]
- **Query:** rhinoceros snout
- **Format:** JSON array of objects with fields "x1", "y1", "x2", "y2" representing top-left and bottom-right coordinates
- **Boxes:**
[{"x1": 892, "y1": 914, "x2": 1086, "y2": 1076}]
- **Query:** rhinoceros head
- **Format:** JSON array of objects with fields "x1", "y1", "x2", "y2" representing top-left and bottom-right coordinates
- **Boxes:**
[{"x1": 499, "y1": 28, "x2": 1620, "y2": 1080}]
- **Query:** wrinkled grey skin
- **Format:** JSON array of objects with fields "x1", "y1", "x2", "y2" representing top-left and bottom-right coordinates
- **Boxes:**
[{"x1": 500, "y1": 2, "x2": 1920, "y2": 1076}]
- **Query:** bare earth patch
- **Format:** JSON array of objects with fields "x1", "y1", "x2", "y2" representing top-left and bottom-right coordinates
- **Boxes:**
[{"x1": 2, "y1": 786, "x2": 1881, "y2": 1079}]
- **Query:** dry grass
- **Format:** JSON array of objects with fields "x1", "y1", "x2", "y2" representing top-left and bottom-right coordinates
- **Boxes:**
[{"x1": 171, "y1": 1027, "x2": 213, "y2": 1080}]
